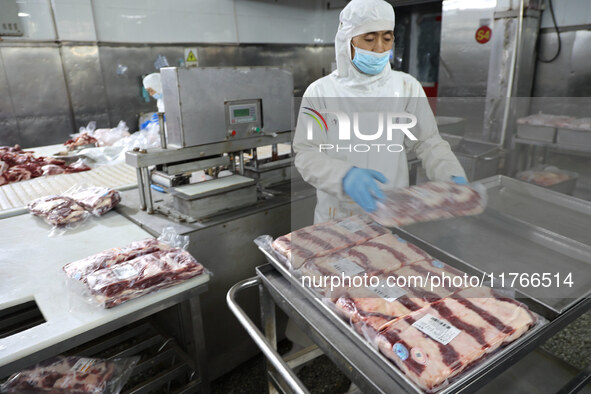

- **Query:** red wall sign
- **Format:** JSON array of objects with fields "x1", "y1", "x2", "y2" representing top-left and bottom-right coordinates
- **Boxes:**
[{"x1": 475, "y1": 26, "x2": 492, "y2": 44}]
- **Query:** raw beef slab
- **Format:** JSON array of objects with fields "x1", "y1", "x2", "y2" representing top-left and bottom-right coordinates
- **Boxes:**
[
  {"x1": 370, "y1": 182, "x2": 486, "y2": 227},
  {"x1": 271, "y1": 215, "x2": 389, "y2": 270},
  {"x1": 375, "y1": 287, "x2": 536, "y2": 391}
]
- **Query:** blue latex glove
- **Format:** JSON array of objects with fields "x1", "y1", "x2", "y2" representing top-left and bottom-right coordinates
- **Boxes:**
[
  {"x1": 343, "y1": 167, "x2": 387, "y2": 213},
  {"x1": 451, "y1": 176, "x2": 468, "y2": 185}
]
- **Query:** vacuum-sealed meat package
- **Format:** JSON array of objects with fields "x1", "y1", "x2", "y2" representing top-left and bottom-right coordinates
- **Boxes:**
[
  {"x1": 85, "y1": 248, "x2": 205, "y2": 308},
  {"x1": 63, "y1": 184, "x2": 121, "y2": 216},
  {"x1": 334, "y1": 259, "x2": 471, "y2": 335},
  {"x1": 0, "y1": 356, "x2": 138, "y2": 394},
  {"x1": 64, "y1": 228, "x2": 207, "y2": 308},
  {"x1": 370, "y1": 182, "x2": 487, "y2": 227},
  {"x1": 63, "y1": 238, "x2": 172, "y2": 281},
  {"x1": 270, "y1": 215, "x2": 389, "y2": 270},
  {"x1": 27, "y1": 196, "x2": 89, "y2": 228},
  {"x1": 375, "y1": 287, "x2": 537, "y2": 392}
]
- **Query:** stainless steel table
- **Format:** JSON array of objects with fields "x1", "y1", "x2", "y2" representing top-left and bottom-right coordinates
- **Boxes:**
[{"x1": 0, "y1": 212, "x2": 210, "y2": 392}]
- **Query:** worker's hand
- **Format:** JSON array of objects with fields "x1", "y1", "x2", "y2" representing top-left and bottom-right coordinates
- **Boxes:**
[
  {"x1": 451, "y1": 176, "x2": 468, "y2": 185},
  {"x1": 343, "y1": 167, "x2": 386, "y2": 213}
]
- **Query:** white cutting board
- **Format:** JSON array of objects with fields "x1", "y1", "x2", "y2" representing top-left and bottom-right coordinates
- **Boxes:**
[{"x1": 0, "y1": 212, "x2": 209, "y2": 368}]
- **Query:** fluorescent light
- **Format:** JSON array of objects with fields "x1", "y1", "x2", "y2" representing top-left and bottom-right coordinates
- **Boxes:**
[{"x1": 18, "y1": 12, "x2": 30, "y2": 17}]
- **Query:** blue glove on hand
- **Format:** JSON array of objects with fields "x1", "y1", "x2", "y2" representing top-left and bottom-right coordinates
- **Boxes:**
[
  {"x1": 451, "y1": 176, "x2": 468, "y2": 185},
  {"x1": 343, "y1": 167, "x2": 387, "y2": 213}
]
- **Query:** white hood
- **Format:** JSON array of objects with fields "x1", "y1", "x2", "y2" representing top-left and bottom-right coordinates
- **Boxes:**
[{"x1": 334, "y1": 0, "x2": 395, "y2": 90}]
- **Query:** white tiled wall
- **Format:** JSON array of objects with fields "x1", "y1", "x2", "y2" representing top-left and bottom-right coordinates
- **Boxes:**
[
  {"x1": 52, "y1": 0, "x2": 96, "y2": 41},
  {"x1": 91, "y1": 0, "x2": 237, "y2": 43},
  {"x1": 12, "y1": 0, "x2": 56, "y2": 40},
  {"x1": 7, "y1": 0, "x2": 344, "y2": 44}
]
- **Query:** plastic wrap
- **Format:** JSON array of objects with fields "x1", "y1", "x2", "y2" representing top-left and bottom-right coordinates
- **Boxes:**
[
  {"x1": 516, "y1": 166, "x2": 575, "y2": 187},
  {"x1": 93, "y1": 121, "x2": 130, "y2": 147},
  {"x1": 0, "y1": 356, "x2": 139, "y2": 394},
  {"x1": 64, "y1": 228, "x2": 206, "y2": 308},
  {"x1": 269, "y1": 215, "x2": 390, "y2": 270},
  {"x1": 370, "y1": 181, "x2": 487, "y2": 227},
  {"x1": 27, "y1": 196, "x2": 90, "y2": 236},
  {"x1": 62, "y1": 184, "x2": 121, "y2": 216}
]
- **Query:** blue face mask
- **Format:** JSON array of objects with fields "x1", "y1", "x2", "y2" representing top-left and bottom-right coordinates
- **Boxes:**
[
  {"x1": 351, "y1": 45, "x2": 391, "y2": 75},
  {"x1": 153, "y1": 93, "x2": 162, "y2": 100}
]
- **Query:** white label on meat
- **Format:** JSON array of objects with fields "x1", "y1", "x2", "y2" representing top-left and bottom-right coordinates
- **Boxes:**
[
  {"x1": 112, "y1": 263, "x2": 139, "y2": 280},
  {"x1": 412, "y1": 314, "x2": 461, "y2": 345},
  {"x1": 369, "y1": 283, "x2": 406, "y2": 302},
  {"x1": 71, "y1": 358, "x2": 95, "y2": 373},
  {"x1": 330, "y1": 259, "x2": 364, "y2": 276},
  {"x1": 336, "y1": 218, "x2": 364, "y2": 233}
]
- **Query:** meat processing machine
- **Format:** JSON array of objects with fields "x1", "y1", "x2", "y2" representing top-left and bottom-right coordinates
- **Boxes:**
[
  {"x1": 125, "y1": 66, "x2": 297, "y2": 222},
  {"x1": 121, "y1": 66, "x2": 318, "y2": 379}
]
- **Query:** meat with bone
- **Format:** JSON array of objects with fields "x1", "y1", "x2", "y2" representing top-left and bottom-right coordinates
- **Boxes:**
[
  {"x1": 85, "y1": 248, "x2": 204, "y2": 308},
  {"x1": 63, "y1": 238, "x2": 172, "y2": 281},
  {"x1": 0, "y1": 356, "x2": 137, "y2": 394},
  {"x1": 298, "y1": 233, "x2": 429, "y2": 297},
  {"x1": 271, "y1": 215, "x2": 389, "y2": 270},
  {"x1": 375, "y1": 287, "x2": 536, "y2": 392},
  {"x1": 334, "y1": 259, "x2": 470, "y2": 334},
  {"x1": 370, "y1": 182, "x2": 486, "y2": 227},
  {"x1": 63, "y1": 185, "x2": 121, "y2": 216},
  {"x1": 27, "y1": 196, "x2": 88, "y2": 227}
]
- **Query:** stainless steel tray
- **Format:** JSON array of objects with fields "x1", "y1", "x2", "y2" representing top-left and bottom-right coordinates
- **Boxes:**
[
  {"x1": 257, "y1": 245, "x2": 551, "y2": 394},
  {"x1": 402, "y1": 175, "x2": 591, "y2": 315}
]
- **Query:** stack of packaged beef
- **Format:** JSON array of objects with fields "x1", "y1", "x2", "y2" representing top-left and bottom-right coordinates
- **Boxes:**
[
  {"x1": 27, "y1": 185, "x2": 121, "y2": 233},
  {"x1": 1, "y1": 356, "x2": 138, "y2": 394},
  {"x1": 63, "y1": 230, "x2": 205, "y2": 308},
  {"x1": 257, "y1": 182, "x2": 536, "y2": 392}
]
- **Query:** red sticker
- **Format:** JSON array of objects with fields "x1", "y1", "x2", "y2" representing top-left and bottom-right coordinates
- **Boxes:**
[{"x1": 475, "y1": 26, "x2": 492, "y2": 44}]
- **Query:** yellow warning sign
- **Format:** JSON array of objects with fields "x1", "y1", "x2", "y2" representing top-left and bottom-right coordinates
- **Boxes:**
[{"x1": 184, "y1": 48, "x2": 199, "y2": 67}]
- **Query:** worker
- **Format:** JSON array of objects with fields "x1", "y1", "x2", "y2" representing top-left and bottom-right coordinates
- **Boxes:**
[
  {"x1": 288, "y1": 0, "x2": 467, "y2": 358},
  {"x1": 293, "y1": 0, "x2": 467, "y2": 224},
  {"x1": 141, "y1": 73, "x2": 165, "y2": 130}
]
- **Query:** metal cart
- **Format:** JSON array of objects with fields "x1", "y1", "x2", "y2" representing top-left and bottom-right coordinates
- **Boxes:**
[{"x1": 228, "y1": 175, "x2": 591, "y2": 393}]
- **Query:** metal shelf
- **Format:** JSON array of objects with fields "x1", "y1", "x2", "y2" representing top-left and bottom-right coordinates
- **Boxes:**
[{"x1": 513, "y1": 137, "x2": 591, "y2": 155}]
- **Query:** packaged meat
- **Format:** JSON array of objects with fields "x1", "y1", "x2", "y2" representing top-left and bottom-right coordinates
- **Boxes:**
[
  {"x1": 0, "y1": 356, "x2": 138, "y2": 394},
  {"x1": 516, "y1": 166, "x2": 573, "y2": 186},
  {"x1": 64, "y1": 228, "x2": 206, "y2": 308},
  {"x1": 271, "y1": 215, "x2": 389, "y2": 270},
  {"x1": 27, "y1": 196, "x2": 89, "y2": 228},
  {"x1": 375, "y1": 287, "x2": 537, "y2": 392},
  {"x1": 334, "y1": 259, "x2": 471, "y2": 334},
  {"x1": 298, "y1": 233, "x2": 431, "y2": 296},
  {"x1": 63, "y1": 184, "x2": 121, "y2": 216},
  {"x1": 516, "y1": 113, "x2": 574, "y2": 127},
  {"x1": 370, "y1": 181, "x2": 487, "y2": 227},
  {"x1": 85, "y1": 248, "x2": 205, "y2": 308},
  {"x1": 63, "y1": 238, "x2": 172, "y2": 281}
]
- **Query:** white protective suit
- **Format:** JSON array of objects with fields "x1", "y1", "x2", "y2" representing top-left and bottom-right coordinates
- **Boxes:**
[
  {"x1": 293, "y1": 0, "x2": 465, "y2": 224},
  {"x1": 142, "y1": 73, "x2": 165, "y2": 112}
]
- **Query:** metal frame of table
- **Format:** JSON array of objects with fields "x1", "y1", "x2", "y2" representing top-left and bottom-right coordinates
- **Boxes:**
[{"x1": 1, "y1": 283, "x2": 211, "y2": 393}]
